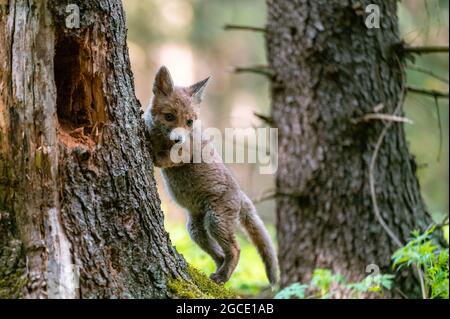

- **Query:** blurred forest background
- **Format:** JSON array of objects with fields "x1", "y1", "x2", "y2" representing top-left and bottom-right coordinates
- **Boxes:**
[{"x1": 123, "y1": 0, "x2": 448, "y2": 296}]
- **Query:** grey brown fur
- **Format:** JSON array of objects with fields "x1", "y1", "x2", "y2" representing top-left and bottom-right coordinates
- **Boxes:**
[{"x1": 144, "y1": 66, "x2": 279, "y2": 285}]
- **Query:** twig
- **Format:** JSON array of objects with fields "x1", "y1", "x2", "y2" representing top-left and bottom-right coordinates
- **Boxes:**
[
  {"x1": 441, "y1": 213, "x2": 449, "y2": 226},
  {"x1": 406, "y1": 86, "x2": 449, "y2": 99},
  {"x1": 418, "y1": 267, "x2": 428, "y2": 299},
  {"x1": 354, "y1": 113, "x2": 413, "y2": 124},
  {"x1": 369, "y1": 108, "x2": 404, "y2": 249},
  {"x1": 407, "y1": 65, "x2": 449, "y2": 84},
  {"x1": 407, "y1": 94, "x2": 443, "y2": 161},
  {"x1": 395, "y1": 288, "x2": 409, "y2": 299},
  {"x1": 253, "y1": 191, "x2": 302, "y2": 204},
  {"x1": 234, "y1": 65, "x2": 274, "y2": 79},
  {"x1": 435, "y1": 213, "x2": 449, "y2": 228},
  {"x1": 369, "y1": 57, "x2": 405, "y2": 249},
  {"x1": 371, "y1": 57, "x2": 428, "y2": 299},
  {"x1": 252, "y1": 188, "x2": 276, "y2": 204},
  {"x1": 253, "y1": 193, "x2": 276, "y2": 204},
  {"x1": 254, "y1": 112, "x2": 275, "y2": 126},
  {"x1": 402, "y1": 45, "x2": 449, "y2": 54},
  {"x1": 224, "y1": 24, "x2": 266, "y2": 33},
  {"x1": 434, "y1": 97, "x2": 443, "y2": 162}
]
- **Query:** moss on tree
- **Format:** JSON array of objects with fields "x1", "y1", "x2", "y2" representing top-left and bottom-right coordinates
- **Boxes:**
[
  {"x1": 0, "y1": 208, "x2": 26, "y2": 299},
  {"x1": 0, "y1": 269, "x2": 26, "y2": 299},
  {"x1": 168, "y1": 265, "x2": 238, "y2": 299}
]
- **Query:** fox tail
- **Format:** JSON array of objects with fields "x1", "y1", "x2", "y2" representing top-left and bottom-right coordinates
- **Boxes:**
[{"x1": 239, "y1": 194, "x2": 279, "y2": 286}]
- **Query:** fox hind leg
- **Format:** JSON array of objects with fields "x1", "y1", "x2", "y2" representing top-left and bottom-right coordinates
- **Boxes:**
[
  {"x1": 205, "y1": 210, "x2": 240, "y2": 284},
  {"x1": 187, "y1": 214, "x2": 225, "y2": 269}
]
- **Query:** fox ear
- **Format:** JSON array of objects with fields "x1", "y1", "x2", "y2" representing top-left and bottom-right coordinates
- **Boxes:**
[
  {"x1": 188, "y1": 76, "x2": 210, "y2": 104},
  {"x1": 153, "y1": 66, "x2": 174, "y2": 97}
]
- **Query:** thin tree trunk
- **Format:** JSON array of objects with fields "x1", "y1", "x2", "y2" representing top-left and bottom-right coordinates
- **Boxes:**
[
  {"x1": 0, "y1": 0, "x2": 202, "y2": 299},
  {"x1": 266, "y1": 0, "x2": 430, "y2": 298}
]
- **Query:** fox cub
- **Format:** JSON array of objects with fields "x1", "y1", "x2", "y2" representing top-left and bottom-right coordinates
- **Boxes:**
[{"x1": 144, "y1": 66, "x2": 278, "y2": 285}]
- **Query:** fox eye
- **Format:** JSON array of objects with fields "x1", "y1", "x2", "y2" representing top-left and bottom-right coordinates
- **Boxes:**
[
  {"x1": 164, "y1": 113, "x2": 176, "y2": 122},
  {"x1": 186, "y1": 119, "x2": 193, "y2": 127}
]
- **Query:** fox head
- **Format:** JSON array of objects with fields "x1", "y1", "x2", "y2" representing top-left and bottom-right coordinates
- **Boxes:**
[{"x1": 149, "y1": 66, "x2": 209, "y2": 143}]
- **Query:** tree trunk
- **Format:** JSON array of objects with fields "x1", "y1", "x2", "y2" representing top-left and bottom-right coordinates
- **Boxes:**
[
  {"x1": 0, "y1": 0, "x2": 213, "y2": 299},
  {"x1": 266, "y1": 0, "x2": 430, "y2": 297}
]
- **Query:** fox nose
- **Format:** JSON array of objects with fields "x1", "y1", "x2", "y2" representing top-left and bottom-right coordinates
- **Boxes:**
[
  {"x1": 169, "y1": 130, "x2": 186, "y2": 144},
  {"x1": 176, "y1": 135, "x2": 186, "y2": 144}
]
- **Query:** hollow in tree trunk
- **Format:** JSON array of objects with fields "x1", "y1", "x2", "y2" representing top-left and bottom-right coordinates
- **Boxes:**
[{"x1": 0, "y1": 0, "x2": 228, "y2": 299}]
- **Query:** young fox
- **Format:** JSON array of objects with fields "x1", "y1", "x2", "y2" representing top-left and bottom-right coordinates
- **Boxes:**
[{"x1": 144, "y1": 66, "x2": 278, "y2": 285}]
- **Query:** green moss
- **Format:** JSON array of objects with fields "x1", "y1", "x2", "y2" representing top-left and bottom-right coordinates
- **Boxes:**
[
  {"x1": 168, "y1": 265, "x2": 238, "y2": 299},
  {"x1": 0, "y1": 269, "x2": 26, "y2": 299},
  {"x1": 165, "y1": 221, "x2": 273, "y2": 296},
  {"x1": 168, "y1": 276, "x2": 204, "y2": 299}
]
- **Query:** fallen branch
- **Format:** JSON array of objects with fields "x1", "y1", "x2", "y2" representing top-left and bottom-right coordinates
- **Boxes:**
[
  {"x1": 406, "y1": 86, "x2": 449, "y2": 99},
  {"x1": 224, "y1": 24, "x2": 266, "y2": 33}
]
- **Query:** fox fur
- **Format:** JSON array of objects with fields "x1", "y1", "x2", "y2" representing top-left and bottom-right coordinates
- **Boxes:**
[{"x1": 143, "y1": 66, "x2": 279, "y2": 285}]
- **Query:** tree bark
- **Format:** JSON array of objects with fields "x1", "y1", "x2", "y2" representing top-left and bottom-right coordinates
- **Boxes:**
[
  {"x1": 266, "y1": 0, "x2": 430, "y2": 297},
  {"x1": 0, "y1": 0, "x2": 194, "y2": 298}
]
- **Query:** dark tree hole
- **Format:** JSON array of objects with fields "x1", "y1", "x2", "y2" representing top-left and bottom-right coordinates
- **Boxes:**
[{"x1": 54, "y1": 32, "x2": 106, "y2": 147}]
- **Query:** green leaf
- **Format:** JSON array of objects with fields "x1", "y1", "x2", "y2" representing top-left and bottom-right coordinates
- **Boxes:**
[{"x1": 275, "y1": 283, "x2": 308, "y2": 299}]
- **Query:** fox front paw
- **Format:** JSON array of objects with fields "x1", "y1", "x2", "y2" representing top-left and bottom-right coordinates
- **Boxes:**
[{"x1": 209, "y1": 272, "x2": 228, "y2": 285}]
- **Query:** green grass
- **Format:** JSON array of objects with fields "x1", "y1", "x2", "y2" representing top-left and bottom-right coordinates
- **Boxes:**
[{"x1": 165, "y1": 220, "x2": 276, "y2": 297}]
